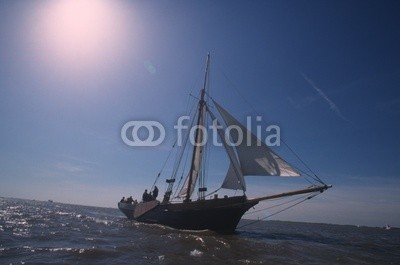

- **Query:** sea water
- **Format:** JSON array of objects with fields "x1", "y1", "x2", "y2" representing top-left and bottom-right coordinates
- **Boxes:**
[{"x1": 1, "y1": 197, "x2": 399, "y2": 264}]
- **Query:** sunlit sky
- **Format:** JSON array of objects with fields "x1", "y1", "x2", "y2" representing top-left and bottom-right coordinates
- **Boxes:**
[{"x1": 1, "y1": 0, "x2": 399, "y2": 227}]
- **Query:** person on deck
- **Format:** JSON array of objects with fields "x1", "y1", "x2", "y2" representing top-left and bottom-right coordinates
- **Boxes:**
[
  {"x1": 142, "y1": 190, "x2": 149, "y2": 202},
  {"x1": 120, "y1": 197, "x2": 125, "y2": 203},
  {"x1": 152, "y1": 186, "x2": 159, "y2": 200}
]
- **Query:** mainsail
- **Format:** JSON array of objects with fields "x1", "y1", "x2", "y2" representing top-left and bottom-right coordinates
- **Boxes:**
[
  {"x1": 213, "y1": 100, "x2": 300, "y2": 179},
  {"x1": 178, "y1": 102, "x2": 207, "y2": 198}
]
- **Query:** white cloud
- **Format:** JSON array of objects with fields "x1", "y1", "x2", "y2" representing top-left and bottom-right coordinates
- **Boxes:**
[{"x1": 301, "y1": 73, "x2": 352, "y2": 123}]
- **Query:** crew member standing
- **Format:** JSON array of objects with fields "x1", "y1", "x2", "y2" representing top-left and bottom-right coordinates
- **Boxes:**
[{"x1": 153, "y1": 186, "x2": 159, "y2": 200}]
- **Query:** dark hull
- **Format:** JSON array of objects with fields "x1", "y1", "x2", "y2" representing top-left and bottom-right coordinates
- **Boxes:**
[{"x1": 118, "y1": 196, "x2": 258, "y2": 234}]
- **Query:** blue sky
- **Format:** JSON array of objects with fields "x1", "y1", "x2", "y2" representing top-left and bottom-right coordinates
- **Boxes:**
[{"x1": 1, "y1": 0, "x2": 399, "y2": 227}]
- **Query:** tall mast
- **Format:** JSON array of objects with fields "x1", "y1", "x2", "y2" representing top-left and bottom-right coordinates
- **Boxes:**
[
  {"x1": 200, "y1": 53, "x2": 210, "y2": 103},
  {"x1": 185, "y1": 54, "x2": 210, "y2": 202}
]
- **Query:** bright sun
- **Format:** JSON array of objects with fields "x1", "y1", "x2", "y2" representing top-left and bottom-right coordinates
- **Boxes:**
[{"x1": 33, "y1": 0, "x2": 129, "y2": 73}]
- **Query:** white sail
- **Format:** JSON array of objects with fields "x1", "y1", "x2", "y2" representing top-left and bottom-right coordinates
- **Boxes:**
[
  {"x1": 214, "y1": 100, "x2": 300, "y2": 177},
  {"x1": 179, "y1": 104, "x2": 206, "y2": 197},
  {"x1": 207, "y1": 108, "x2": 246, "y2": 191}
]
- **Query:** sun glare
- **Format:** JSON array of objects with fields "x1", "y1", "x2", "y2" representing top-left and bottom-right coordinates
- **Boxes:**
[{"x1": 32, "y1": 0, "x2": 129, "y2": 74}]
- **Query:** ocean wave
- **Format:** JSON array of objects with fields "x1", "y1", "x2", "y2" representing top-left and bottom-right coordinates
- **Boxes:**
[{"x1": 1, "y1": 197, "x2": 399, "y2": 265}]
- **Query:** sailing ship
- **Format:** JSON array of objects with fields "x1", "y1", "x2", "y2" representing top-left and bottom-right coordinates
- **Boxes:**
[{"x1": 118, "y1": 54, "x2": 331, "y2": 234}]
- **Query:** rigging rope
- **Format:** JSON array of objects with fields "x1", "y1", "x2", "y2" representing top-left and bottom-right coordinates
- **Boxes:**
[
  {"x1": 244, "y1": 193, "x2": 312, "y2": 215},
  {"x1": 280, "y1": 140, "x2": 325, "y2": 184},
  {"x1": 150, "y1": 141, "x2": 176, "y2": 191},
  {"x1": 237, "y1": 192, "x2": 320, "y2": 230}
]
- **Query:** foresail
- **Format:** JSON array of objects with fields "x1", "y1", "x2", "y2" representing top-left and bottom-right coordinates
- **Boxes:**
[
  {"x1": 213, "y1": 100, "x2": 300, "y2": 177},
  {"x1": 208, "y1": 108, "x2": 246, "y2": 191},
  {"x1": 222, "y1": 163, "x2": 245, "y2": 190}
]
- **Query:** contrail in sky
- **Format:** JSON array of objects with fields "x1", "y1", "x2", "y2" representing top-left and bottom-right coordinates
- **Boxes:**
[{"x1": 301, "y1": 73, "x2": 352, "y2": 123}]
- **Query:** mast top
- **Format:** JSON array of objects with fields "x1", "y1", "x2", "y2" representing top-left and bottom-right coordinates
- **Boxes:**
[{"x1": 201, "y1": 53, "x2": 210, "y2": 101}]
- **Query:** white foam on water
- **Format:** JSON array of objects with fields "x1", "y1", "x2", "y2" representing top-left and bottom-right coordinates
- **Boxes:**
[{"x1": 190, "y1": 249, "x2": 203, "y2": 257}]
